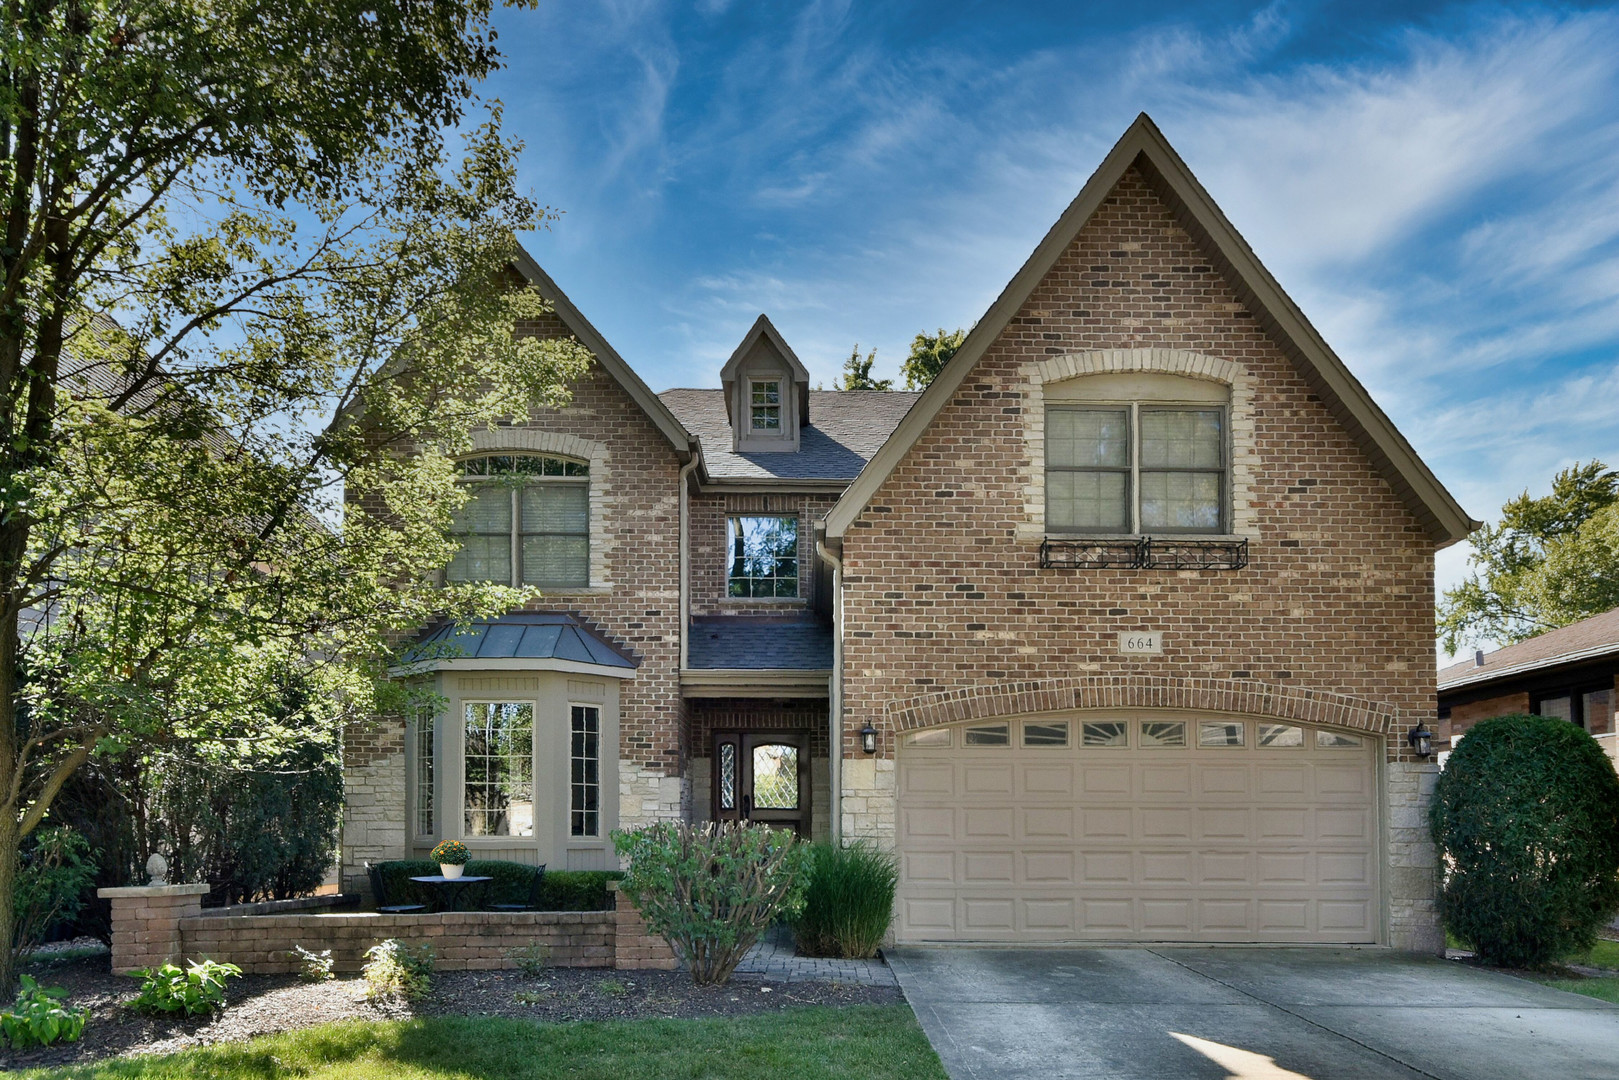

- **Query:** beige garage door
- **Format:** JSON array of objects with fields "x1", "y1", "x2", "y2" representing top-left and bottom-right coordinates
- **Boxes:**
[{"x1": 895, "y1": 713, "x2": 1379, "y2": 943}]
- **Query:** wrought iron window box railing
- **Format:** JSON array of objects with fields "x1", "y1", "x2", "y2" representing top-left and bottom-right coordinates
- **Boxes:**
[{"x1": 1039, "y1": 537, "x2": 1248, "y2": 571}]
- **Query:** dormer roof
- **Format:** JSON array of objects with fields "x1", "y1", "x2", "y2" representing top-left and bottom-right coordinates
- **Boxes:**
[{"x1": 719, "y1": 314, "x2": 811, "y2": 426}]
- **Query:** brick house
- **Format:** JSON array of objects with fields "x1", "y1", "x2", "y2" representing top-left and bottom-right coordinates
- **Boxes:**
[
  {"x1": 1437, "y1": 606, "x2": 1619, "y2": 765},
  {"x1": 342, "y1": 113, "x2": 1475, "y2": 953}
]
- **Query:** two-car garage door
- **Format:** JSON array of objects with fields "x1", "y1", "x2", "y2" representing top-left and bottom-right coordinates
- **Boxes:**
[{"x1": 895, "y1": 713, "x2": 1379, "y2": 944}]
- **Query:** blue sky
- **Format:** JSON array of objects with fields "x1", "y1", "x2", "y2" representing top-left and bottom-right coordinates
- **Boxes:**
[{"x1": 484, "y1": 1, "x2": 1619, "y2": 638}]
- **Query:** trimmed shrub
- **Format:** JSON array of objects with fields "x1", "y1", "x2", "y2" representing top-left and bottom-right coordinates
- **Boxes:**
[
  {"x1": 371, "y1": 860, "x2": 620, "y2": 911},
  {"x1": 791, "y1": 841, "x2": 898, "y2": 959},
  {"x1": 1431, "y1": 714, "x2": 1619, "y2": 968},
  {"x1": 612, "y1": 821, "x2": 812, "y2": 986}
]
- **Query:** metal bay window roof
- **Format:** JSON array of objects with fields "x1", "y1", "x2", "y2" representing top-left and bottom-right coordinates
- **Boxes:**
[{"x1": 400, "y1": 611, "x2": 637, "y2": 675}]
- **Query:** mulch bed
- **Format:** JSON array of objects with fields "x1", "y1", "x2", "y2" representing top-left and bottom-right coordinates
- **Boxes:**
[{"x1": 0, "y1": 950, "x2": 904, "y2": 1071}]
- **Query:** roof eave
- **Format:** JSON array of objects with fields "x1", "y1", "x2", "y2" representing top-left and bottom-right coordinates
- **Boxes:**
[{"x1": 510, "y1": 246, "x2": 697, "y2": 461}]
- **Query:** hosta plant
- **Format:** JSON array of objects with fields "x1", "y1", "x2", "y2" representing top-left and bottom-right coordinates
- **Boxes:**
[
  {"x1": 612, "y1": 821, "x2": 812, "y2": 986},
  {"x1": 362, "y1": 939, "x2": 435, "y2": 1001},
  {"x1": 1, "y1": 975, "x2": 89, "y2": 1048},
  {"x1": 130, "y1": 959, "x2": 242, "y2": 1016}
]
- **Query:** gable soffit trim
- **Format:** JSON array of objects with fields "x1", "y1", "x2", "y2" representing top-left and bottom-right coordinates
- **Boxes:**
[
  {"x1": 821, "y1": 113, "x2": 1478, "y2": 548},
  {"x1": 510, "y1": 247, "x2": 696, "y2": 461}
]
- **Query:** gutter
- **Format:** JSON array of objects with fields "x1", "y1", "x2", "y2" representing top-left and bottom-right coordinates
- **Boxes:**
[
  {"x1": 1438, "y1": 642, "x2": 1619, "y2": 695},
  {"x1": 816, "y1": 536, "x2": 844, "y2": 846}
]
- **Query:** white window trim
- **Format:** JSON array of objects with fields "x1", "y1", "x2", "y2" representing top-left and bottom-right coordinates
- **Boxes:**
[{"x1": 1021, "y1": 349, "x2": 1256, "y2": 542}]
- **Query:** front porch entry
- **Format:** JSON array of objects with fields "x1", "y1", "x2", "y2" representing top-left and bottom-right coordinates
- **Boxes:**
[{"x1": 710, "y1": 730, "x2": 811, "y2": 835}]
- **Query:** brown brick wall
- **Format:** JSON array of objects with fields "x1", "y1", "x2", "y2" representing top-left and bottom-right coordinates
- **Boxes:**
[
  {"x1": 1442, "y1": 691, "x2": 1531, "y2": 746},
  {"x1": 690, "y1": 492, "x2": 837, "y2": 615},
  {"x1": 102, "y1": 887, "x2": 208, "y2": 974},
  {"x1": 611, "y1": 882, "x2": 678, "y2": 970},
  {"x1": 839, "y1": 166, "x2": 1435, "y2": 764},
  {"x1": 182, "y1": 911, "x2": 616, "y2": 973}
]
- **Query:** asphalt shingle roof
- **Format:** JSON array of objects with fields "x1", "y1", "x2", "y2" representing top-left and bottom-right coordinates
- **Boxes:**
[
  {"x1": 687, "y1": 616, "x2": 833, "y2": 670},
  {"x1": 1438, "y1": 605, "x2": 1619, "y2": 691},
  {"x1": 659, "y1": 389, "x2": 920, "y2": 481},
  {"x1": 406, "y1": 612, "x2": 638, "y2": 669}
]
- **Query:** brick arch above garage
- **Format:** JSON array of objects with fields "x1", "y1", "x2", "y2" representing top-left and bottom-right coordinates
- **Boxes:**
[{"x1": 884, "y1": 676, "x2": 1397, "y2": 738}]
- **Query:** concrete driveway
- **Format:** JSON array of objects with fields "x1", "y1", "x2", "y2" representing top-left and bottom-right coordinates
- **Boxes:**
[{"x1": 888, "y1": 947, "x2": 1619, "y2": 1080}]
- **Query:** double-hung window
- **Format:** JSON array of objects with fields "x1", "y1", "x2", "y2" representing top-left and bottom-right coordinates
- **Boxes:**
[
  {"x1": 447, "y1": 454, "x2": 589, "y2": 587},
  {"x1": 750, "y1": 380, "x2": 782, "y2": 431},
  {"x1": 1047, "y1": 404, "x2": 1227, "y2": 533},
  {"x1": 727, "y1": 515, "x2": 798, "y2": 597}
]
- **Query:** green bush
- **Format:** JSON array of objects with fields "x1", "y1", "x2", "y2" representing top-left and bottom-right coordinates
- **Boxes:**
[
  {"x1": 791, "y1": 841, "x2": 898, "y2": 959},
  {"x1": 12, "y1": 826, "x2": 97, "y2": 967},
  {"x1": 362, "y1": 939, "x2": 434, "y2": 1001},
  {"x1": 372, "y1": 860, "x2": 620, "y2": 910},
  {"x1": 612, "y1": 822, "x2": 812, "y2": 986},
  {"x1": 1, "y1": 975, "x2": 89, "y2": 1048},
  {"x1": 1431, "y1": 714, "x2": 1619, "y2": 968},
  {"x1": 130, "y1": 959, "x2": 242, "y2": 1016}
]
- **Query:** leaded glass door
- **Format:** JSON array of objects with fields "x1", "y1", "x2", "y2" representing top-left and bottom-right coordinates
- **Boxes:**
[{"x1": 711, "y1": 731, "x2": 808, "y2": 835}]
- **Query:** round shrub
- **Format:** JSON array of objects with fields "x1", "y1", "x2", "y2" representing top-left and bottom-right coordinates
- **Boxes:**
[{"x1": 1431, "y1": 713, "x2": 1619, "y2": 967}]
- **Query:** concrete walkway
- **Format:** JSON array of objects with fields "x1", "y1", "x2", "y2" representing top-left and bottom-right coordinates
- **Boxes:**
[{"x1": 889, "y1": 946, "x2": 1619, "y2": 1079}]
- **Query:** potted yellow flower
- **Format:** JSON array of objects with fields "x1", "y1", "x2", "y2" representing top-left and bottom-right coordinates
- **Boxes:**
[{"x1": 430, "y1": 839, "x2": 470, "y2": 879}]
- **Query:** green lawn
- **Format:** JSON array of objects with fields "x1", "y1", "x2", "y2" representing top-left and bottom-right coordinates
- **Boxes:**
[{"x1": 18, "y1": 1006, "x2": 947, "y2": 1080}]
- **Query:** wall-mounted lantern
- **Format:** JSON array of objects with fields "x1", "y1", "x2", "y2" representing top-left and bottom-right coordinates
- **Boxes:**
[
  {"x1": 1407, "y1": 722, "x2": 1433, "y2": 759},
  {"x1": 859, "y1": 723, "x2": 878, "y2": 755}
]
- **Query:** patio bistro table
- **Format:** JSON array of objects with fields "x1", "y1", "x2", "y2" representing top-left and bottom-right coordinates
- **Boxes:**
[{"x1": 408, "y1": 874, "x2": 494, "y2": 913}]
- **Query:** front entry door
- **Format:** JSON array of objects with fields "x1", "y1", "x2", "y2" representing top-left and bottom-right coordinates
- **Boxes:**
[{"x1": 712, "y1": 731, "x2": 809, "y2": 834}]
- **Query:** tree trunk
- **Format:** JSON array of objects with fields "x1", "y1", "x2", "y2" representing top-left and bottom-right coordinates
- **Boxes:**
[{"x1": 0, "y1": 814, "x2": 19, "y2": 991}]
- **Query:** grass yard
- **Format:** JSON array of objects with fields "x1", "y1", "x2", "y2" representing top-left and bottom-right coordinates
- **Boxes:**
[{"x1": 13, "y1": 1005, "x2": 947, "y2": 1080}]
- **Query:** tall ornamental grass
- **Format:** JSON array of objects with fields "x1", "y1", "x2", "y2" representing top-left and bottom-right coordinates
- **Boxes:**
[{"x1": 791, "y1": 841, "x2": 898, "y2": 959}]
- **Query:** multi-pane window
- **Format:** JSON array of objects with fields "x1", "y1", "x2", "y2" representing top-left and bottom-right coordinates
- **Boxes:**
[
  {"x1": 570, "y1": 705, "x2": 601, "y2": 837},
  {"x1": 727, "y1": 515, "x2": 798, "y2": 597},
  {"x1": 750, "y1": 380, "x2": 782, "y2": 430},
  {"x1": 447, "y1": 454, "x2": 589, "y2": 588},
  {"x1": 414, "y1": 709, "x2": 435, "y2": 837},
  {"x1": 1046, "y1": 405, "x2": 1227, "y2": 533},
  {"x1": 463, "y1": 701, "x2": 534, "y2": 837}
]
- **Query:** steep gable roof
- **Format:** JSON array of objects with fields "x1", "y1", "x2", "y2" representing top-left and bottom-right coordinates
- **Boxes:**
[
  {"x1": 510, "y1": 246, "x2": 695, "y2": 458},
  {"x1": 823, "y1": 113, "x2": 1478, "y2": 547},
  {"x1": 718, "y1": 313, "x2": 811, "y2": 426}
]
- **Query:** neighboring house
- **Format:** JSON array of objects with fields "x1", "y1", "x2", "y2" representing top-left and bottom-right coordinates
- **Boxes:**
[
  {"x1": 1437, "y1": 606, "x2": 1619, "y2": 765},
  {"x1": 342, "y1": 113, "x2": 1476, "y2": 953}
]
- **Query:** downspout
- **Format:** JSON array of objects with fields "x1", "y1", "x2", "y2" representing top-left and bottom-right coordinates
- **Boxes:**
[
  {"x1": 816, "y1": 537, "x2": 843, "y2": 846},
  {"x1": 678, "y1": 454, "x2": 699, "y2": 669}
]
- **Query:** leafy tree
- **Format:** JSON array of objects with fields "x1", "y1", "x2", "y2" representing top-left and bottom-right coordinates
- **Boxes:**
[
  {"x1": 1431, "y1": 714, "x2": 1619, "y2": 967},
  {"x1": 0, "y1": 0, "x2": 585, "y2": 986},
  {"x1": 901, "y1": 327, "x2": 968, "y2": 389},
  {"x1": 1438, "y1": 461, "x2": 1619, "y2": 652},
  {"x1": 835, "y1": 345, "x2": 892, "y2": 391}
]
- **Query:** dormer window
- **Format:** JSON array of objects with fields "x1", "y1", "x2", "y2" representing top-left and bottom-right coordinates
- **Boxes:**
[
  {"x1": 750, "y1": 380, "x2": 782, "y2": 431},
  {"x1": 446, "y1": 453, "x2": 590, "y2": 588}
]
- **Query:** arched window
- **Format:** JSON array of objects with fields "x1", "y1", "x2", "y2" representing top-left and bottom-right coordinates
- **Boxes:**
[{"x1": 447, "y1": 454, "x2": 590, "y2": 588}]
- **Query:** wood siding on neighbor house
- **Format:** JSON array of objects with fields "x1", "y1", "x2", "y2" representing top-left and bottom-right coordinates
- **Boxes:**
[{"x1": 836, "y1": 167, "x2": 1439, "y2": 949}]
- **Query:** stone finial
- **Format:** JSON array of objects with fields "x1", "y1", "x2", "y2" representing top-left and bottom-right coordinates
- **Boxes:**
[{"x1": 145, "y1": 852, "x2": 168, "y2": 886}]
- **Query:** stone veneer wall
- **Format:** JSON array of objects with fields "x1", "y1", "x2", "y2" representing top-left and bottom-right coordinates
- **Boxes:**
[{"x1": 837, "y1": 165, "x2": 1443, "y2": 952}]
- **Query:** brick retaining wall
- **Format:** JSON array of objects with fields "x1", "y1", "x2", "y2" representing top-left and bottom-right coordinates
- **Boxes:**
[{"x1": 102, "y1": 881, "x2": 676, "y2": 975}]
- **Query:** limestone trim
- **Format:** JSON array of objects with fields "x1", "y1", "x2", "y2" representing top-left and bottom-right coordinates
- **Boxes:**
[
  {"x1": 884, "y1": 676, "x2": 1396, "y2": 737},
  {"x1": 1020, "y1": 348, "x2": 1256, "y2": 541},
  {"x1": 468, "y1": 427, "x2": 611, "y2": 589}
]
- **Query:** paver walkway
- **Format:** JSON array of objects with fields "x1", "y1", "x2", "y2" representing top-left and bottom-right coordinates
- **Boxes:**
[
  {"x1": 732, "y1": 924, "x2": 897, "y2": 986},
  {"x1": 891, "y1": 946, "x2": 1619, "y2": 1079}
]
